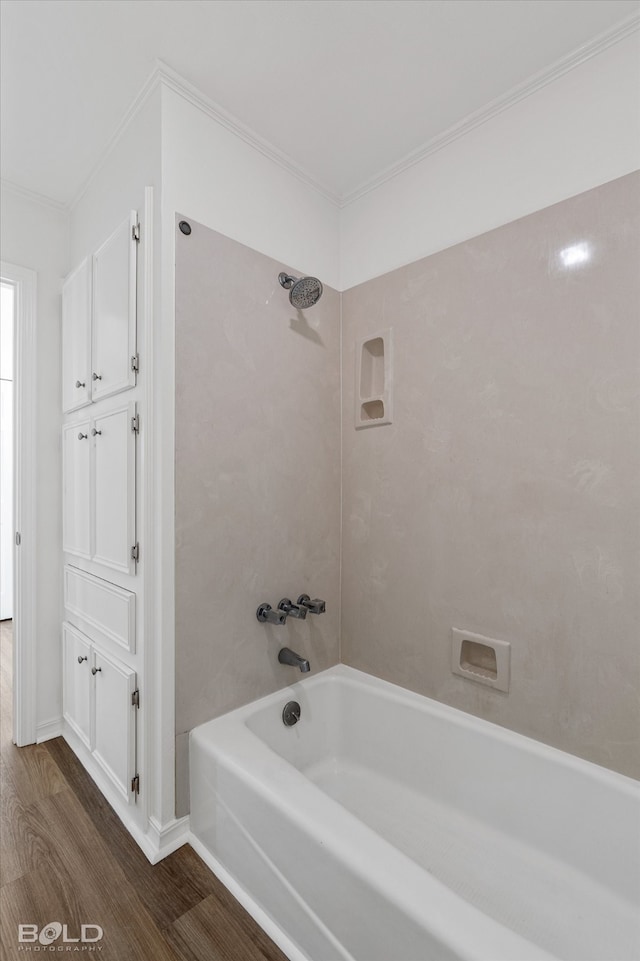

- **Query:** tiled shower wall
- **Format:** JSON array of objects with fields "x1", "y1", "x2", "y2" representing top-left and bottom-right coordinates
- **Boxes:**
[
  {"x1": 175, "y1": 172, "x2": 639, "y2": 784},
  {"x1": 341, "y1": 172, "x2": 640, "y2": 779},
  {"x1": 175, "y1": 218, "x2": 341, "y2": 738}
]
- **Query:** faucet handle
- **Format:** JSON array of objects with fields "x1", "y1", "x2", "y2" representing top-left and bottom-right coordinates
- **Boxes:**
[
  {"x1": 278, "y1": 598, "x2": 307, "y2": 619},
  {"x1": 256, "y1": 603, "x2": 287, "y2": 625},
  {"x1": 297, "y1": 594, "x2": 326, "y2": 615}
]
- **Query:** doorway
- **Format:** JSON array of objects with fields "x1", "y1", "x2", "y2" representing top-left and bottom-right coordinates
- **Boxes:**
[{"x1": 1, "y1": 262, "x2": 37, "y2": 746}]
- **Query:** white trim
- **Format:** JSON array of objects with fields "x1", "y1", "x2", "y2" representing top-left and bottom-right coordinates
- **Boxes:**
[
  {"x1": 188, "y1": 833, "x2": 307, "y2": 961},
  {"x1": 2, "y1": 262, "x2": 37, "y2": 746},
  {"x1": 62, "y1": 721, "x2": 155, "y2": 859},
  {"x1": 67, "y1": 12, "x2": 640, "y2": 216},
  {"x1": 141, "y1": 185, "x2": 154, "y2": 826},
  {"x1": 36, "y1": 716, "x2": 63, "y2": 743},
  {"x1": 341, "y1": 11, "x2": 640, "y2": 206},
  {"x1": 69, "y1": 72, "x2": 162, "y2": 213},
  {"x1": 153, "y1": 61, "x2": 340, "y2": 205},
  {"x1": 63, "y1": 719, "x2": 188, "y2": 863},
  {"x1": 147, "y1": 815, "x2": 190, "y2": 860},
  {"x1": 36, "y1": 717, "x2": 62, "y2": 744},
  {"x1": 0, "y1": 178, "x2": 68, "y2": 213}
]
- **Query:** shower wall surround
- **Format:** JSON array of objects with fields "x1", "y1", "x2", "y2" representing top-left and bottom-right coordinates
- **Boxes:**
[
  {"x1": 175, "y1": 218, "x2": 341, "y2": 737},
  {"x1": 341, "y1": 172, "x2": 640, "y2": 779}
]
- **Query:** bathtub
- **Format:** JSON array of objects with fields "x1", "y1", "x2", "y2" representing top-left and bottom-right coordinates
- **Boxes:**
[{"x1": 189, "y1": 665, "x2": 640, "y2": 961}]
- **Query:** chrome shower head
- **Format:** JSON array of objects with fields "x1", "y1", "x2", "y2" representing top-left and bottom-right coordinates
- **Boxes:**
[{"x1": 278, "y1": 272, "x2": 323, "y2": 309}]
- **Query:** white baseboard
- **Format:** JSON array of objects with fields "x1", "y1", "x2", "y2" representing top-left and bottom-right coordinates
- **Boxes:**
[
  {"x1": 188, "y1": 832, "x2": 307, "y2": 961},
  {"x1": 147, "y1": 814, "x2": 191, "y2": 861},
  {"x1": 36, "y1": 716, "x2": 63, "y2": 743},
  {"x1": 61, "y1": 721, "x2": 189, "y2": 865}
]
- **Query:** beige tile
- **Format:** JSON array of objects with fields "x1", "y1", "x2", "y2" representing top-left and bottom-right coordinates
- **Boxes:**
[{"x1": 341, "y1": 171, "x2": 640, "y2": 779}]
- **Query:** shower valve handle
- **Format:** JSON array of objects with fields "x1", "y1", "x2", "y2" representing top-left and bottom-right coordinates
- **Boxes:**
[
  {"x1": 297, "y1": 594, "x2": 326, "y2": 615},
  {"x1": 256, "y1": 603, "x2": 287, "y2": 626},
  {"x1": 278, "y1": 598, "x2": 307, "y2": 619}
]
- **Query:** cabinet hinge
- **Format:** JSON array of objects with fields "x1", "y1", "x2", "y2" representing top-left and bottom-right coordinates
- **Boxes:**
[
  {"x1": 132, "y1": 223, "x2": 140, "y2": 243},
  {"x1": 131, "y1": 413, "x2": 140, "y2": 433},
  {"x1": 131, "y1": 774, "x2": 140, "y2": 795},
  {"x1": 130, "y1": 353, "x2": 139, "y2": 373},
  {"x1": 131, "y1": 688, "x2": 140, "y2": 708},
  {"x1": 131, "y1": 543, "x2": 140, "y2": 563}
]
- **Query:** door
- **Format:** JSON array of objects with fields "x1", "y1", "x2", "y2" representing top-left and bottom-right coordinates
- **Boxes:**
[
  {"x1": 92, "y1": 647, "x2": 136, "y2": 801},
  {"x1": 91, "y1": 212, "x2": 138, "y2": 402},
  {"x1": 0, "y1": 281, "x2": 13, "y2": 618},
  {"x1": 61, "y1": 259, "x2": 91, "y2": 413},
  {"x1": 62, "y1": 623, "x2": 92, "y2": 749},
  {"x1": 62, "y1": 419, "x2": 91, "y2": 558},
  {"x1": 92, "y1": 402, "x2": 136, "y2": 574}
]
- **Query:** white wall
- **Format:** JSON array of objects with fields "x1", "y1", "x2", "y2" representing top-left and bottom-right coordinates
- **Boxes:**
[
  {"x1": 70, "y1": 87, "x2": 161, "y2": 263},
  {"x1": 0, "y1": 182, "x2": 69, "y2": 730},
  {"x1": 161, "y1": 86, "x2": 340, "y2": 289},
  {"x1": 340, "y1": 32, "x2": 640, "y2": 290}
]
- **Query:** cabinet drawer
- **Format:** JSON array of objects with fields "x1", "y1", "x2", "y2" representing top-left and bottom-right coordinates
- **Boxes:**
[{"x1": 64, "y1": 565, "x2": 136, "y2": 654}]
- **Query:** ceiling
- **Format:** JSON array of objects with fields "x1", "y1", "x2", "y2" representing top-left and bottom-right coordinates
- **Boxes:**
[{"x1": 1, "y1": 0, "x2": 638, "y2": 206}]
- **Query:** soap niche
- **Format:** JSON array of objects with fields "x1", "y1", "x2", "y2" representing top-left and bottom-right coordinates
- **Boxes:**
[
  {"x1": 451, "y1": 628, "x2": 511, "y2": 693},
  {"x1": 355, "y1": 329, "x2": 393, "y2": 429}
]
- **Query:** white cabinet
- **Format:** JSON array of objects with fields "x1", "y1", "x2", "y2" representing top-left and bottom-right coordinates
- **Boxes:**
[
  {"x1": 62, "y1": 419, "x2": 92, "y2": 558},
  {"x1": 62, "y1": 401, "x2": 137, "y2": 574},
  {"x1": 93, "y1": 647, "x2": 137, "y2": 802},
  {"x1": 61, "y1": 212, "x2": 138, "y2": 412},
  {"x1": 62, "y1": 623, "x2": 92, "y2": 749},
  {"x1": 92, "y1": 212, "x2": 138, "y2": 402},
  {"x1": 62, "y1": 622, "x2": 138, "y2": 802},
  {"x1": 93, "y1": 402, "x2": 137, "y2": 574},
  {"x1": 62, "y1": 259, "x2": 92, "y2": 413}
]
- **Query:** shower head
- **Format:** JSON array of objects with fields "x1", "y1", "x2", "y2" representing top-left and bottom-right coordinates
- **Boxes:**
[{"x1": 278, "y1": 272, "x2": 323, "y2": 309}]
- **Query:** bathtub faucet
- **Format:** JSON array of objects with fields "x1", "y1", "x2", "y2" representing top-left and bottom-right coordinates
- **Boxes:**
[{"x1": 278, "y1": 647, "x2": 311, "y2": 673}]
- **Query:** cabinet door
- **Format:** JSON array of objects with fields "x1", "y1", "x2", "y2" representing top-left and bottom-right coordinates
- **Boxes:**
[
  {"x1": 93, "y1": 648, "x2": 136, "y2": 802},
  {"x1": 62, "y1": 420, "x2": 92, "y2": 558},
  {"x1": 62, "y1": 623, "x2": 92, "y2": 749},
  {"x1": 62, "y1": 259, "x2": 91, "y2": 412},
  {"x1": 92, "y1": 402, "x2": 136, "y2": 574},
  {"x1": 91, "y1": 211, "x2": 138, "y2": 402}
]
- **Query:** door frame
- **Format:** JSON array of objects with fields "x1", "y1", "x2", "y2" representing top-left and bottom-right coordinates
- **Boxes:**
[{"x1": 1, "y1": 261, "x2": 37, "y2": 746}]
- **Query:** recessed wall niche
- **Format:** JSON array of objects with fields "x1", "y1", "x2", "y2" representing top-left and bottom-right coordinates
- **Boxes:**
[{"x1": 355, "y1": 328, "x2": 393, "y2": 429}]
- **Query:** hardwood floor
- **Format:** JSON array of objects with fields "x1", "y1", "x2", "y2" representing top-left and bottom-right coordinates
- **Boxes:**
[{"x1": 0, "y1": 620, "x2": 288, "y2": 961}]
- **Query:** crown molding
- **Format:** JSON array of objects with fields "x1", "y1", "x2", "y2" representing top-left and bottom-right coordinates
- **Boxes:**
[
  {"x1": 41, "y1": 9, "x2": 640, "y2": 216},
  {"x1": 154, "y1": 61, "x2": 342, "y2": 206},
  {"x1": 0, "y1": 178, "x2": 68, "y2": 214},
  {"x1": 68, "y1": 66, "x2": 163, "y2": 212},
  {"x1": 339, "y1": 10, "x2": 640, "y2": 208}
]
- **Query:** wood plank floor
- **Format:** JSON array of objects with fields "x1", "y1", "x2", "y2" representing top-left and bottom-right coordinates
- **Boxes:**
[{"x1": 0, "y1": 620, "x2": 288, "y2": 961}]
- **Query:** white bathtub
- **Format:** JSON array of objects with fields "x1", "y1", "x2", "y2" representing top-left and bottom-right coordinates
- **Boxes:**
[{"x1": 189, "y1": 665, "x2": 640, "y2": 961}]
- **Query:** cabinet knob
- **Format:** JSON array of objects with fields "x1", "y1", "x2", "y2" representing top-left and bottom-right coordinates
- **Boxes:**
[
  {"x1": 77, "y1": 432, "x2": 88, "y2": 440},
  {"x1": 75, "y1": 380, "x2": 85, "y2": 388},
  {"x1": 77, "y1": 655, "x2": 87, "y2": 664},
  {"x1": 92, "y1": 372, "x2": 102, "y2": 381},
  {"x1": 91, "y1": 428, "x2": 102, "y2": 436},
  {"x1": 91, "y1": 666, "x2": 102, "y2": 675}
]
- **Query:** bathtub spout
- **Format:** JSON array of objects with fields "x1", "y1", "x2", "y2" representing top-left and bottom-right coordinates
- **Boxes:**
[{"x1": 278, "y1": 647, "x2": 310, "y2": 672}]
